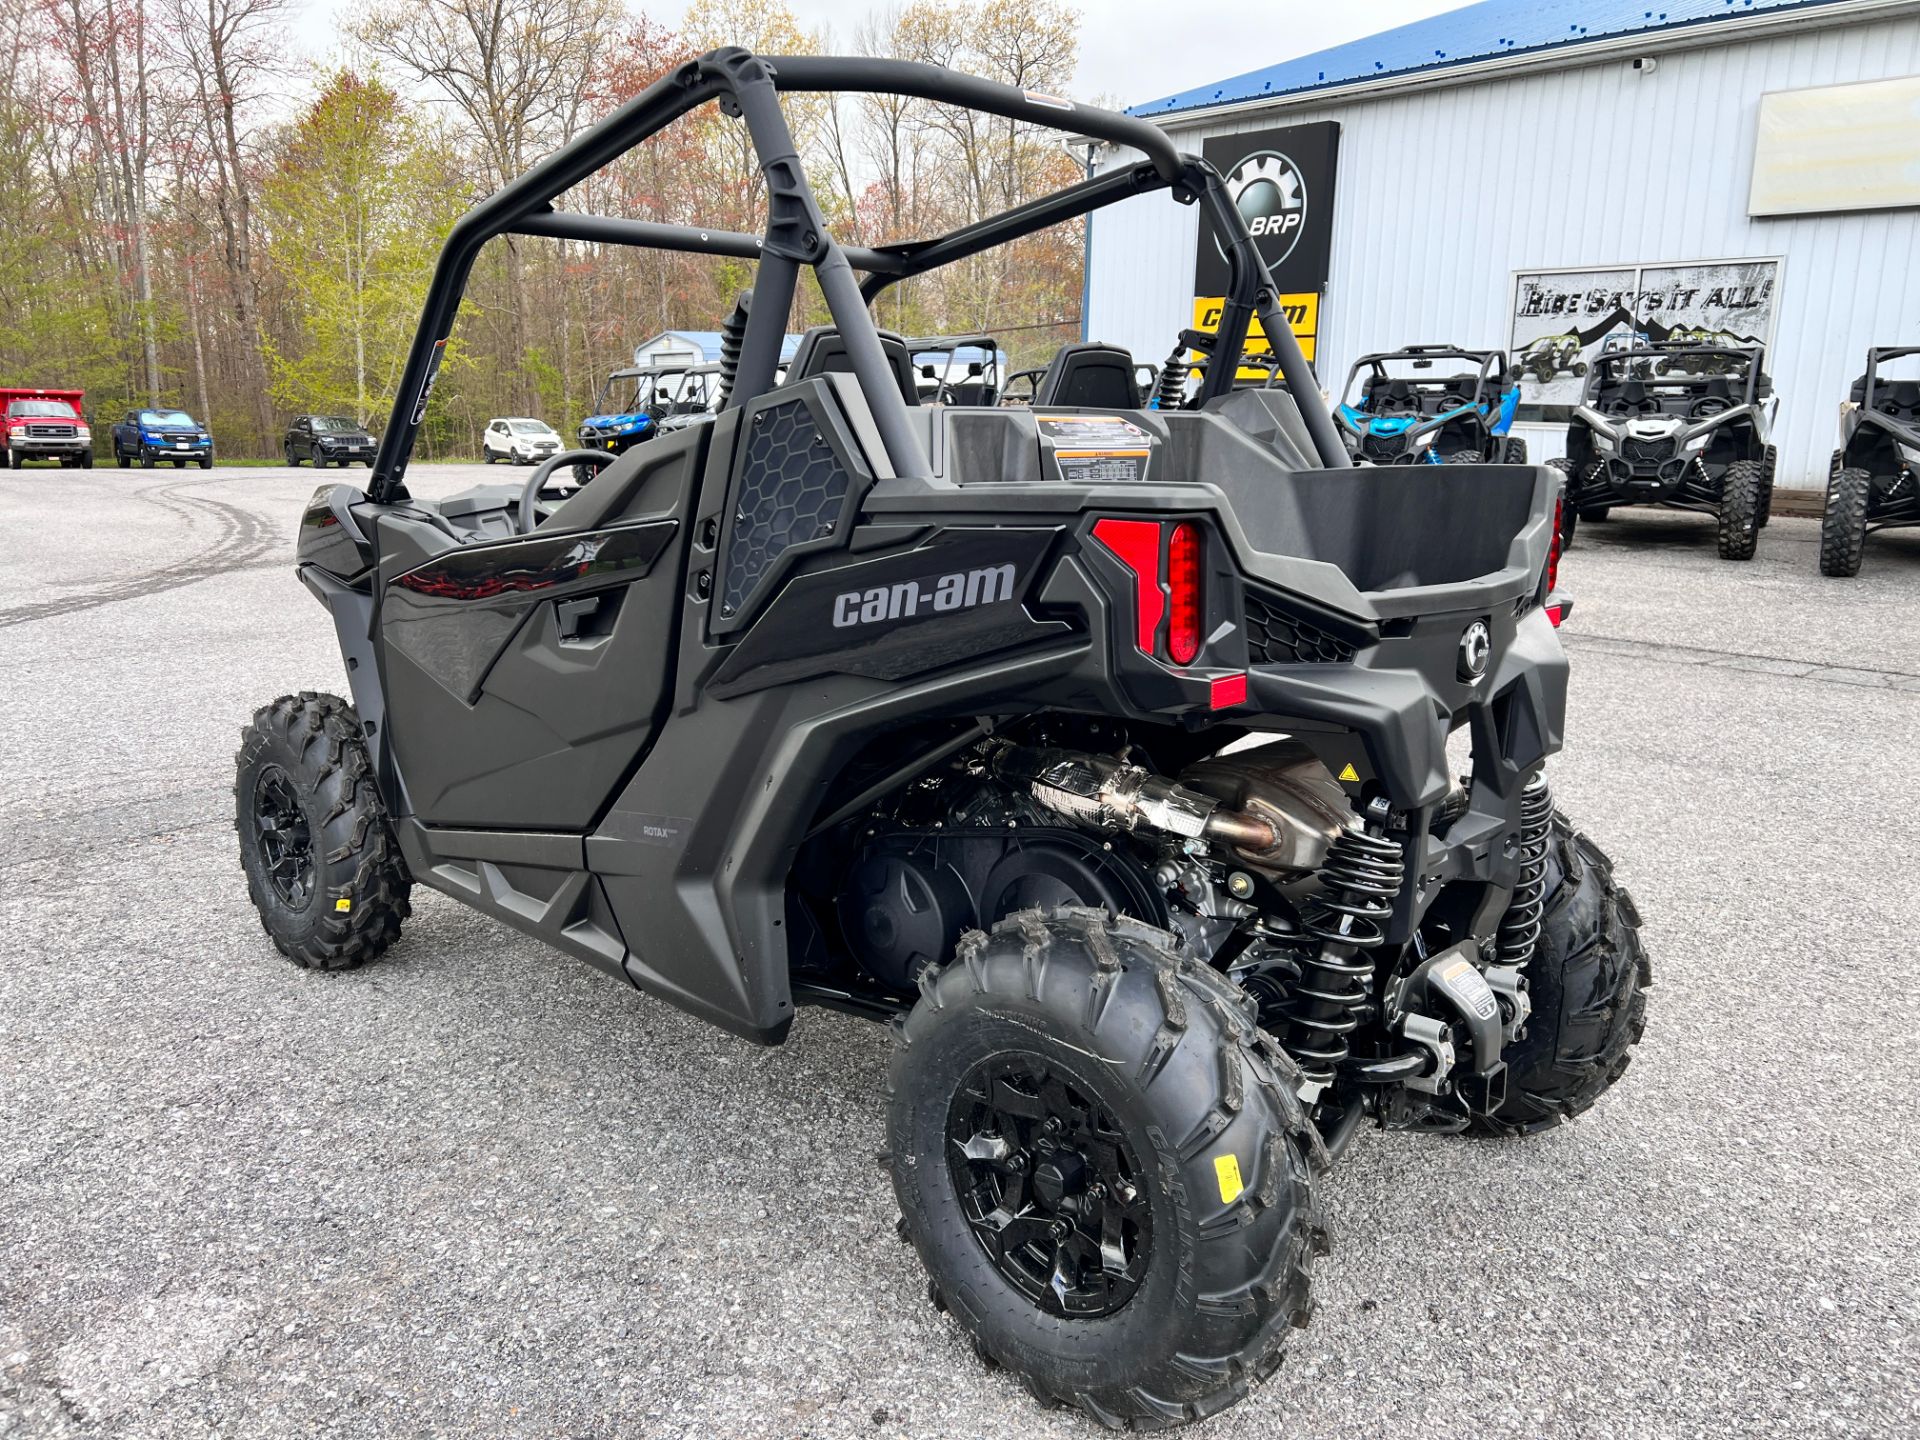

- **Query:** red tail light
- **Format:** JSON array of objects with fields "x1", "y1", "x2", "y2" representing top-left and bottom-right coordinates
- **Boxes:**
[
  {"x1": 1547, "y1": 494, "x2": 1564, "y2": 594},
  {"x1": 1167, "y1": 522, "x2": 1203, "y2": 664},
  {"x1": 1090, "y1": 518, "x2": 1163, "y2": 653}
]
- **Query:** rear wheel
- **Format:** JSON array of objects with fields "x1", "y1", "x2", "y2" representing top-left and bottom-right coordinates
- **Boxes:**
[
  {"x1": 890, "y1": 908, "x2": 1323, "y2": 1428},
  {"x1": 1759, "y1": 445, "x2": 1777, "y2": 526},
  {"x1": 235, "y1": 692, "x2": 411, "y2": 970},
  {"x1": 1819, "y1": 466, "x2": 1871, "y2": 577},
  {"x1": 1716, "y1": 459, "x2": 1764, "y2": 560},
  {"x1": 1500, "y1": 436, "x2": 1529, "y2": 464},
  {"x1": 116, "y1": 446, "x2": 130, "y2": 468},
  {"x1": 1472, "y1": 815, "x2": 1650, "y2": 1136}
]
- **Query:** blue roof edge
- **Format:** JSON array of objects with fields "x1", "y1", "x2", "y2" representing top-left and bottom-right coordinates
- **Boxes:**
[{"x1": 1128, "y1": 0, "x2": 1856, "y2": 118}]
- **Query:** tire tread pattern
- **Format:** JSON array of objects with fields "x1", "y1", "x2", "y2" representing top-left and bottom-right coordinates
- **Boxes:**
[
  {"x1": 1471, "y1": 817, "x2": 1650, "y2": 1137},
  {"x1": 888, "y1": 907, "x2": 1323, "y2": 1430},
  {"x1": 1820, "y1": 466, "x2": 1870, "y2": 577},
  {"x1": 234, "y1": 691, "x2": 411, "y2": 970}
]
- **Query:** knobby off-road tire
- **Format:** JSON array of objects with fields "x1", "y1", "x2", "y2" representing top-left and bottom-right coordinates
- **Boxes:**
[
  {"x1": 1472, "y1": 815, "x2": 1650, "y2": 1137},
  {"x1": 888, "y1": 908, "x2": 1325, "y2": 1429},
  {"x1": 1443, "y1": 450, "x2": 1483, "y2": 464},
  {"x1": 235, "y1": 691, "x2": 411, "y2": 970},
  {"x1": 1820, "y1": 466, "x2": 1871, "y2": 578},
  {"x1": 1759, "y1": 444, "x2": 1777, "y2": 526},
  {"x1": 1716, "y1": 458, "x2": 1765, "y2": 560},
  {"x1": 1501, "y1": 436, "x2": 1529, "y2": 464},
  {"x1": 1547, "y1": 457, "x2": 1578, "y2": 548}
]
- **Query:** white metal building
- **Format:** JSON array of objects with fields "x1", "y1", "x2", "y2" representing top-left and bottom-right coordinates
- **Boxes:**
[{"x1": 1084, "y1": 0, "x2": 1920, "y2": 485}]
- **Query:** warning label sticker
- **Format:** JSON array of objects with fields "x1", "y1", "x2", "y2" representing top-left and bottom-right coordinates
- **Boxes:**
[{"x1": 1037, "y1": 415, "x2": 1155, "y2": 484}]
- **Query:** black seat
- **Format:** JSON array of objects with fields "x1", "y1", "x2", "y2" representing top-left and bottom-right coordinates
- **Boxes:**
[
  {"x1": 1882, "y1": 380, "x2": 1920, "y2": 420},
  {"x1": 785, "y1": 326, "x2": 920, "y2": 405},
  {"x1": 1033, "y1": 342, "x2": 1139, "y2": 409}
]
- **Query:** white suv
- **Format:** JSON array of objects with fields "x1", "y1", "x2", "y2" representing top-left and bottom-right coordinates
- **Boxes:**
[{"x1": 482, "y1": 417, "x2": 562, "y2": 465}]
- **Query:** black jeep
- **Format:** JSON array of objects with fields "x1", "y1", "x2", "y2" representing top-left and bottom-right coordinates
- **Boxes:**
[{"x1": 234, "y1": 50, "x2": 1643, "y2": 1430}]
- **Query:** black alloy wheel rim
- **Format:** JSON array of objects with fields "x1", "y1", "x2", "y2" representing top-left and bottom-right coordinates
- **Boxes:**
[
  {"x1": 252, "y1": 765, "x2": 315, "y2": 909},
  {"x1": 945, "y1": 1053, "x2": 1153, "y2": 1318}
]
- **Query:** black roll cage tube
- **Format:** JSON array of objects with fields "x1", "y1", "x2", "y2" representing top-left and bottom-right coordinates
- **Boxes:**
[
  {"x1": 368, "y1": 48, "x2": 1344, "y2": 505},
  {"x1": 1861, "y1": 345, "x2": 1920, "y2": 415},
  {"x1": 1588, "y1": 345, "x2": 1763, "y2": 410},
  {"x1": 1342, "y1": 346, "x2": 1507, "y2": 411}
]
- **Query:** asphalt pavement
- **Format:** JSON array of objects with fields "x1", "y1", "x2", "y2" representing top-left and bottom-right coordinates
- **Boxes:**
[{"x1": 1, "y1": 463, "x2": 1917, "y2": 1439}]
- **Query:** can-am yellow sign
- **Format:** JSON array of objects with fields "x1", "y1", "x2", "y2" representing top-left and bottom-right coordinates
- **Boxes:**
[{"x1": 1191, "y1": 293, "x2": 1320, "y2": 375}]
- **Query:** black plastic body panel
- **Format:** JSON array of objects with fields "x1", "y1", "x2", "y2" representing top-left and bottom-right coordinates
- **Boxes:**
[{"x1": 331, "y1": 376, "x2": 1564, "y2": 1045}]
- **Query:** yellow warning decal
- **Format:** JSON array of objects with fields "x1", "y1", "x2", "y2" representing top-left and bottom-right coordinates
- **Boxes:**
[
  {"x1": 1337, "y1": 763, "x2": 1360, "y2": 783},
  {"x1": 334, "y1": 898, "x2": 353, "y2": 912},
  {"x1": 1214, "y1": 1153, "x2": 1245, "y2": 1204}
]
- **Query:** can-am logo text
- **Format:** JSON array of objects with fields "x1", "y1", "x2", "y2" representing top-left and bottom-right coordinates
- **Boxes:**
[
  {"x1": 1217, "y1": 150, "x2": 1307, "y2": 266},
  {"x1": 833, "y1": 563, "x2": 1017, "y2": 627}
]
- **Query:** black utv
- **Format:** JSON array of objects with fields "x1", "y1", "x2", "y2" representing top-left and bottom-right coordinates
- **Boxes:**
[
  {"x1": 1557, "y1": 343, "x2": 1776, "y2": 559},
  {"x1": 234, "y1": 50, "x2": 1645, "y2": 1431},
  {"x1": 1821, "y1": 346, "x2": 1920, "y2": 576}
]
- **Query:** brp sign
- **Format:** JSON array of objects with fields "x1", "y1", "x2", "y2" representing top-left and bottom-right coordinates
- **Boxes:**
[{"x1": 1219, "y1": 151, "x2": 1307, "y2": 265}]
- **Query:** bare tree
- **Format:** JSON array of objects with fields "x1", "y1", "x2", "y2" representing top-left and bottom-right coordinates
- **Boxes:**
[
  {"x1": 353, "y1": 0, "x2": 624, "y2": 409},
  {"x1": 160, "y1": 0, "x2": 286, "y2": 446}
]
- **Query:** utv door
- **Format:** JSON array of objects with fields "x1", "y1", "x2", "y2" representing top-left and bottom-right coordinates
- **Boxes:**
[{"x1": 373, "y1": 425, "x2": 709, "y2": 831}]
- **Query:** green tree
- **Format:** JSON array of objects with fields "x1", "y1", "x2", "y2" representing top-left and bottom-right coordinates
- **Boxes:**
[{"x1": 260, "y1": 71, "x2": 465, "y2": 434}]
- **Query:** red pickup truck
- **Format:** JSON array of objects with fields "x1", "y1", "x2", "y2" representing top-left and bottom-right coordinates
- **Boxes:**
[{"x1": 3, "y1": 387, "x2": 93, "y2": 468}]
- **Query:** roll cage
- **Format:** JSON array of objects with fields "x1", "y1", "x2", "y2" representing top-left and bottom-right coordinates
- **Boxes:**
[
  {"x1": 1585, "y1": 346, "x2": 1762, "y2": 413},
  {"x1": 1341, "y1": 345, "x2": 1508, "y2": 417},
  {"x1": 1854, "y1": 345, "x2": 1920, "y2": 420},
  {"x1": 367, "y1": 48, "x2": 1342, "y2": 504}
]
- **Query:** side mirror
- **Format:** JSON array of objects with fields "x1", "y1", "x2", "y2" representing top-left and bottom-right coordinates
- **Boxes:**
[
  {"x1": 967, "y1": 361, "x2": 984, "y2": 376},
  {"x1": 920, "y1": 364, "x2": 937, "y2": 379}
]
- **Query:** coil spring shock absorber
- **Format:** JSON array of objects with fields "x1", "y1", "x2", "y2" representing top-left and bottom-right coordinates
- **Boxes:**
[
  {"x1": 716, "y1": 288, "x2": 752, "y2": 409},
  {"x1": 1279, "y1": 823, "x2": 1406, "y2": 1085},
  {"x1": 1151, "y1": 354, "x2": 1190, "y2": 410},
  {"x1": 1497, "y1": 772, "x2": 1554, "y2": 969}
]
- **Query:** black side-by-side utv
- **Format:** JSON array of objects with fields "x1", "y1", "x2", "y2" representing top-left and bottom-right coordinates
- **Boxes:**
[
  {"x1": 1821, "y1": 345, "x2": 1920, "y2": 576},
  {"x1": 234, "y1": 50, "x2": 1646, "y2": 1430},
  {"x1": 1557, "y1": 342, "x2": 1776, "y2": 559}
]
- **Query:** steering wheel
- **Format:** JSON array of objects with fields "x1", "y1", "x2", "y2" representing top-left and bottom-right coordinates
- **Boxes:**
[
  {"x1": 518, "y1": 448, "x2": 616, "y2": 534},
  {"x1": 1689, "y1": 397, "x2": 1730, "y2": 419}
]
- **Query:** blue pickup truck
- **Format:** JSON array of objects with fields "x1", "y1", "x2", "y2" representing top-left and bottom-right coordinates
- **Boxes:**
[{"x1": 111, "y1": 408, "x2": 214, "y2": 469}]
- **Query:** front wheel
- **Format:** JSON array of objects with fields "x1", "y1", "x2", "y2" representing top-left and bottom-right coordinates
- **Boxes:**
[
  {"x1": 140, "y1": 448, "x2": 156, "y2": 469},
  {"x1": 1716, "y1": 458, "x2": 1765, "y2": 560},
  {"x1": 235, "y1": 692, "x2": 412, "y2": 970},
  {"x1": 1819, "y1": 466, "x2": 1871, "y2": 577},
  {"x1": 890, "y1": 908, "x2": 1323, "y2": 1428},
  {"x1": 1500, "y1": 436, "x2": 1529, "y2": 464},
  {"x1": 1443, "y1": 450, "x2": 1483, "y2": 464},
  {"x1": 1472, "y1": 815, "x2": 1651, "y2": 1136},
  {"x1": 199, "y1": 455, "x2": 213, "y2": 470},
  {"x1": 78, "y1": 448, "x2": 93, "y2": 469}
]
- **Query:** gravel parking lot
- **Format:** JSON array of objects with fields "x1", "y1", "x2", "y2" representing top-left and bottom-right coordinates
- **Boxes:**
[{"x1": 2, "y1": 464, "x2": 1917, "y2": 1439}]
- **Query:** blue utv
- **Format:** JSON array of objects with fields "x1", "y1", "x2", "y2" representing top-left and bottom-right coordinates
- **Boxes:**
[{"x1": 1335, "y1": 345, "x2": 1525, "y2": 465}]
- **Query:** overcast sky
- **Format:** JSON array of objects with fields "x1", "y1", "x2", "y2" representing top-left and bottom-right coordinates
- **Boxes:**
[{"x1": 289, "y1": 0, "x2": 1477, "y2": 112}]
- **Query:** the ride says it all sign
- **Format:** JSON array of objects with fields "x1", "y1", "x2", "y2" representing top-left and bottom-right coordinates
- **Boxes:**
[{"x1": 1191, "y1": 121, "x2": 1340, "y2": 368}]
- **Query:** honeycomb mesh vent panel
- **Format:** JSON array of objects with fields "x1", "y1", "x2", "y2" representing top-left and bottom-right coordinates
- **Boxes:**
[
  {"x1": 721, "y1": 399, "x2": 851, "y2": 617},
  {"x1": 1243, "y1": 591, "x2": 1358, "y2": 666}
]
